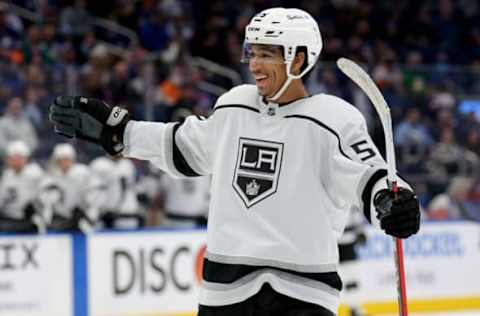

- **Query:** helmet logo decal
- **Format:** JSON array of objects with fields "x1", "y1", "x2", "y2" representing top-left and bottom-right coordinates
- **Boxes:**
[{"x1": 286, "y1": 14, "x2": 307, "y2": 20}]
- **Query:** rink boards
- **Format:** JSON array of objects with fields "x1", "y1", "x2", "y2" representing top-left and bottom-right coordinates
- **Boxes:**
[{"x1": 0, "y1": 222, "x2": 479, "y2": 316}]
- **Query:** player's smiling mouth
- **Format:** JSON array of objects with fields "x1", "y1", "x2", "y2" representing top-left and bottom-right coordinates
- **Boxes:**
[{"x1": 254, "y1": 75, "x2": 268, "y2": 87}]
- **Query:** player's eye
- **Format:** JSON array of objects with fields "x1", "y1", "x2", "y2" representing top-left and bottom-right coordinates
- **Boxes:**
[
  {"x1": 259, "y1": 52, "x2": 273, "y2": 58},
  {"x1": 241, "y1": 46, "x2": 284, "y2": 64}
]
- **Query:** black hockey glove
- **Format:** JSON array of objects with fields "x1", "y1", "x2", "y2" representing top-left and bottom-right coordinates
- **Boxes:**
[
  {"x1": 374, "y1": 187, "x2": 420, "y2": 239},
  {"x1": 49, "y1": 96, "x2": 129, "y2": 155}
]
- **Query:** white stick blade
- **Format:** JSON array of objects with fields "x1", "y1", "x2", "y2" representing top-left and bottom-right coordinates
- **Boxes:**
[{"x1": 337, "y1": 57, "x2": 398, "y2": 183}]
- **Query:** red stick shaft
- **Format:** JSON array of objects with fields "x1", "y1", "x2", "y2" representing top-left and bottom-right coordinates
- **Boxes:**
[
  {"x1": 392, "y1": 182, "x2": 408, "y2": 316},
  {"x1": 395, "y1": 238, "x2": 408, "y2": 316}
]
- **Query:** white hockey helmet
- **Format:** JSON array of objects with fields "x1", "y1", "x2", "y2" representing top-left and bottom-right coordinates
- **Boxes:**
[
  {"x1": 243, "y1": 7, "x2": 322, "y2": 100},
  {"x1": 52, "y1": 143, "x2": 76, "y2": 160},
  {"x1": 6, "y1": 140, "x2": 31, "y2": 158},
  {"x1": 90, "y1": 157, "x2": 114, "y2": 178}
]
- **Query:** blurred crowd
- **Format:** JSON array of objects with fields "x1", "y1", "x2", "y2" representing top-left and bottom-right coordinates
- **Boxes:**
[{"x1": 0, "y1": 0, "x2": 479, "y2": 232}]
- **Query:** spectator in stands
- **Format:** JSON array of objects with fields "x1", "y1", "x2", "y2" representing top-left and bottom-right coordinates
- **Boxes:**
[
  {"x1": 395, "y1": 107, "x2": 434, "y2": 173},
  {"x1": 0, "y1": 97, "x2": 38, "y2": 158},
  {"x1": 431, "y1": 0, "x2": 467, "y2": 63},
  {"x1": 430, "y1": 84, "x2": 456, "y2": 112},
  {"x1": 433, "y1": 109, "x2": 456, "y2": 138},
  {"x1": 426, "y1": 127, "x2": 470, "y2": 197},
  {"x1": 0, "y1": 2, "x2": 23, "y2": 67},
  {"x1": 24, "y1": 86, "x2": 43, "y2": 129},
  {"x1": 0, "y1": 141, "x2": 44, "y2": 232},
  {"x1": 138, "y1": 7, "x2": 170, "y2": 51},
  {"x1": 111, "y1": 0, "x2": 140, "y2": 31},
  {"x1": 22, "y1": 24, "x2": 43, "y2": 64},
  {"x1": 0, "y1": 1, "x2": 23, "y2": 44},
  {"x1": 80, "y1": 44, "x2": 112, "y2": 100},
  {"x1": 59, "y1": 0, "x2": 93, "y2": 39},
  {"x1": 372, "y1": 49, "x2": 404, "y2": 116},
  {"x1": 40, "y1": 23, "x2": 61, "y2": 64},
  {"x1": 427, "y1": 176, "x2": 480, "y2": 221},
  {"x1": 402, "y1": 51, "x2": 432, "y2": 113},
  {"x1": 78, "y1": 31, "x2": 99, "y2": 63},
  {"x1": 464, "y1": 129, "x2": 480, "y2": 157},
  {"x1": 109, "y1": 59, "x2": 139, "y2": 108}
]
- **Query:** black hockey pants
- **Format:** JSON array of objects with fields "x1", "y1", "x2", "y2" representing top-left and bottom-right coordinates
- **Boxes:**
[{"x1": 198, "y1": 283, "x2": 335, "y2": 316}]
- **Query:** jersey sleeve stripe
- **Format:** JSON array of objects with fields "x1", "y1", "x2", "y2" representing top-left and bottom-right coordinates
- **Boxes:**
[
  {"x1": 214, "y1": 104, "x2": 260, "y2": 113},
  {"x1": 360, "y1": 168, "x2": 388, "y2": 223},
  {"x1": 172, "y1": 123, "x2": 201, "y2": 177},
  {"x1": 284, "y1": 115, "x2": 351, "y2": 160}
]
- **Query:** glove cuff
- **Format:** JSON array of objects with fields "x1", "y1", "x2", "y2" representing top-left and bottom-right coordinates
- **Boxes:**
[
  {"x1": 100, "y1": 112, "x2": 130, "y2": 156},
  {"x1": 373, "y1": 189, "x2": 393, "y2": 219}
]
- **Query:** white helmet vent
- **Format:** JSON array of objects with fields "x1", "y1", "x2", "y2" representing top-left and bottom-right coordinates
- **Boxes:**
[{"x1": 265, "y1": 30, "x2": 281, "y2": 38}]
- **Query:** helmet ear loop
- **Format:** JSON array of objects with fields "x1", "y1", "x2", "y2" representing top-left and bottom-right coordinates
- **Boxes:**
[
  {"x1": 289, "y1": 53, "x2": 315, "y2": 79},
  {"x1": 287, "y1": 52, "x2": 303, "y2": 79}
]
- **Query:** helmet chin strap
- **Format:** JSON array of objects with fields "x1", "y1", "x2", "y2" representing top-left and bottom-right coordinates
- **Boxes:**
[
  {"x1": 266, "y1": 60, "x2": 308, "y2": 102},
  {"x1": 268, "y1": 76, "x2": 293, "y2": 102},
  {"x1": 267, "y1": 61, "x2": 294, "y2": 102}
]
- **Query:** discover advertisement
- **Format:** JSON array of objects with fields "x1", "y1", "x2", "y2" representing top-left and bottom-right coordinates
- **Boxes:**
[{"x1": 87, "y1": 229, "x2": 207, "y2": 316}]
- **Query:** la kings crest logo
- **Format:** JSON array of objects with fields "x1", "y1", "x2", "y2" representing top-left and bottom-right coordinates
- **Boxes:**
[{"x1": 233, "y1": 138, "x2": 284, "y2": 208}]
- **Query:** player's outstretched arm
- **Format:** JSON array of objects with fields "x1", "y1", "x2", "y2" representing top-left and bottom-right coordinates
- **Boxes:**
[
  {"x1": 49, "y1": 96, "x2": 129, "y2": 156},
  {"x1": 50, "y1": 96, "x2": 213, "y2": 178},
  {"x1": 373, "y1": 187, "x2": 420, "y2": 239}
]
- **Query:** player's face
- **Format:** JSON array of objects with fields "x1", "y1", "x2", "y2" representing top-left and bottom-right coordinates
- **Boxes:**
[
  {"x1": 57, "y1": 158, "x2": 73, "y2": 172},
  {"x1": 7, "y1": 155, "x2": 27, "y2": 172},
  {"x1": 247, "y1": 45, "x2": 287, "y2": 98}
]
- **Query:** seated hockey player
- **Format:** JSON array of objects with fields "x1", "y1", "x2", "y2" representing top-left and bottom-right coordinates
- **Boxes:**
[
  {"x1": 0, "y1": 141, "x2": 44, "y2": 233},
  {"x1": 88, "y1": 155, "x2": 144, "y2": 229},
  {"x1": 158, "y1": 170, "x2": 211, "y2": 228},
  {"x1": 37, "y1": 143, "x2": 93, "y2": 232}
]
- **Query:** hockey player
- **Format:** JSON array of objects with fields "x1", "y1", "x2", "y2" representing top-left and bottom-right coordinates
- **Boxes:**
[
  {"x1": 0, "y1": 141, "x2": 44, "y2": 233},
  {"x1": 158, "y1": 172, "x2": 211, "y2": 227},
  {"x1": 88, "y1": 156, "x2": 144, "y2": 229},
  {"x1": 49, "y1": 7, "x2": 420, "y2": 316},
  {"x1": 37, "y1": 143, "x2": 92, "y2": 232}
]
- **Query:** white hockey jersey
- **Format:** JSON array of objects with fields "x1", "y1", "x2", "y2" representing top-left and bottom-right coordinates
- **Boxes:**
[
  {"x1": 88, "y1": 157, "x2": 139, "y2": 214},
  {"x1": 159, "y1": 174, "x2": 211, "y2": 226},
  {"x1": 0, "y1": 163, "x2": 44, "y2": 219},
  {"x1": 37, "y1": 163, "x2": 90, "y2": 222},
  {"x1": 123, "y1": 84, "x2": 409, "y2": 312}
]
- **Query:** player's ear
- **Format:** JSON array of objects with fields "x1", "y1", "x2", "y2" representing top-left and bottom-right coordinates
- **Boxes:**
[{"x1": 291, "y1": 51, "x2": 306, "y2": 76}]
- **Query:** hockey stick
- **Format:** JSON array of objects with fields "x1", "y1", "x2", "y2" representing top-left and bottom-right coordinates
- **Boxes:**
[{"x1": 337, "y1": 57, "x2": 408, "y2": 316}]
